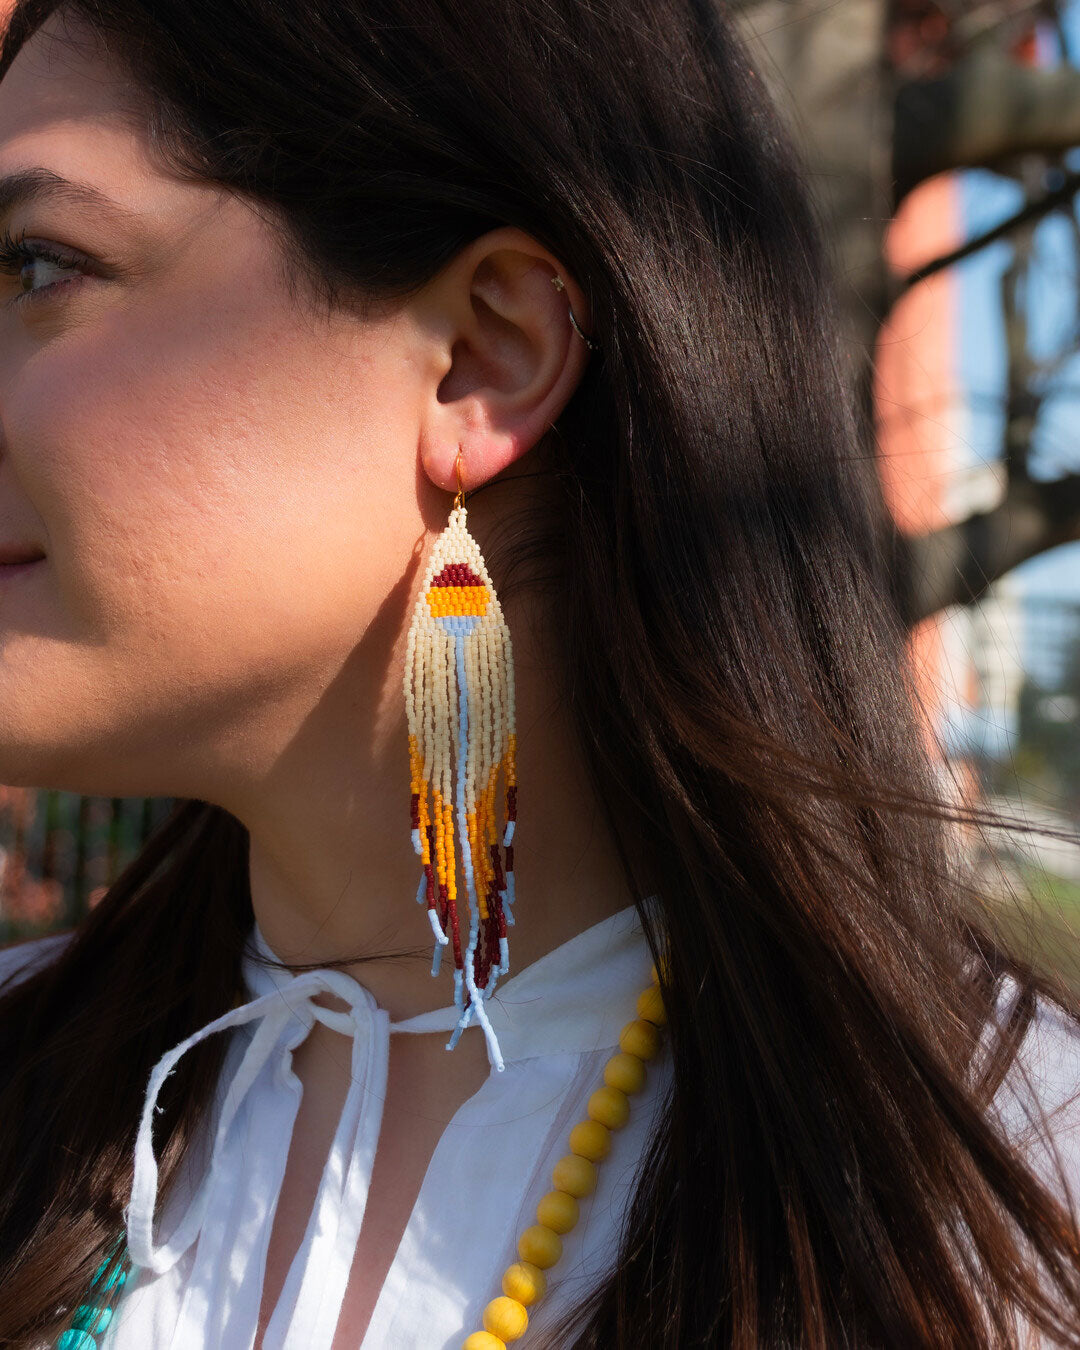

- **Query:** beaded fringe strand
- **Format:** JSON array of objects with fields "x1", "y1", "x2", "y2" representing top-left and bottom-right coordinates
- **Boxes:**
[{"x1": 404, "y1": 502, "x2": 517, "y2": 1072}]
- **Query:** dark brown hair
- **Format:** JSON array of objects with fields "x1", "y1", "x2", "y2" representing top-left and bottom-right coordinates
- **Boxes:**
[{"x1": 0, "y1": 1, "x2": 1079, "y2": 1345}]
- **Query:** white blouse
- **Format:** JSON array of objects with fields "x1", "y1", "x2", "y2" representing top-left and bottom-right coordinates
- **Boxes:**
[
  {"x1": 15, "y1": 903, "x2": 669, "y2": 1350},
  {"x1": 3, "y1": 907, "x2": 1080, "y2": 1349}
]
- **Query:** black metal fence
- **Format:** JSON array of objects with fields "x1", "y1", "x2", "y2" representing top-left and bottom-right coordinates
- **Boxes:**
[{"x1": 0, "y1": 791, "x2": 177, "y2": 943}]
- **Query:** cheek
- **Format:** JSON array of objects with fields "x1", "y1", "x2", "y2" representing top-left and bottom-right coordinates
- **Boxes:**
[{"x1": 0, "y1": 281, "x2": 419, "y2": 785}]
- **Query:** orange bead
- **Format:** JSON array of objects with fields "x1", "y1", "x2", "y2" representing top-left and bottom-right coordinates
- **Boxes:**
[
  {"x1": 552, "y1": 1153, "x2": 597, "y2": 1197},
  {"x1": 568, "y1": 1119, "x2": 611, "y2": 1162},
  {"x1": 619, "y1": 1018, "x2": 660, "y2": 1061},
  {"x1": 536, "y1": 1190, "x2": 579, "y2": 1234},
  {"x1": 588, "y1": 1085, "x2": 630, "y2": 1130},
  {"x1": 463, "y1": 1335, "x2": 505, "y2": 1350},
  {"x1": 483, "y1": 1296, "x2": 528, "y2": 1342},
  {"x1": 636, "y1": 984, "x2": 666, "y2": 1026},
  {"x1": 501, "y1": 1261, "x2": 547, "y2": 1306},
  {"x1": 517, "y1": 1224, "x2": 562, "y2": 1269},
  {"x1": 603, "y1": 1052, "x2": 646, "y2": 1095}
]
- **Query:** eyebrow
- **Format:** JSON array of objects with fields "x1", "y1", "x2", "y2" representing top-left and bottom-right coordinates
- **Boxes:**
[{"x1": 0, "y1": 167, "x2": 139, "y2": 225}]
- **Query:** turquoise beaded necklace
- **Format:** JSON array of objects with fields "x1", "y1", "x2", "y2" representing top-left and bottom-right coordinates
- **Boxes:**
[{"x1": 56, "y1": 1246, "x2": 130, "y2": 1350}]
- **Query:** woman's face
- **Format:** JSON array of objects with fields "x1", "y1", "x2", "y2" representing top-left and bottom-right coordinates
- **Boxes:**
[{"x1": 0, "y1": 18, "x2": 442, "y2": 798}]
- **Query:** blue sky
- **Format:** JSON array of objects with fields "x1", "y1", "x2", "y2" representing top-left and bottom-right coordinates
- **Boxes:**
[{"x1": 954, "y1": 8, "x2": 1080, "y2": 605}]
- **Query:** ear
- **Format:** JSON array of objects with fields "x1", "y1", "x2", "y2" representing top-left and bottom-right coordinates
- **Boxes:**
[{"x1": 411, "y1": 227, "x2": 595, "y2": 495}]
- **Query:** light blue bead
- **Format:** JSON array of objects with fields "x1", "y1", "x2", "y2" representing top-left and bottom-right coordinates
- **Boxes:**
[
  {"x1": 57, "y1": 1332, "x2": 97, "y2": 1350},
  {"x1": 73, "y1": 1305, "x2": 112, "y2": 1332}
]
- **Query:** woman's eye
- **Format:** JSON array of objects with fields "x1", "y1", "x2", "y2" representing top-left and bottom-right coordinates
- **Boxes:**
[{"x1": 0, "y1": 234, "x2": 89, "y2": 307}]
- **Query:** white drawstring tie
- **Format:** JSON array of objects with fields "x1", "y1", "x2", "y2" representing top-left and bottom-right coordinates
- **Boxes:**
[{"x1": 124, "y1": 968, "x2": 379, "y2": 1275}]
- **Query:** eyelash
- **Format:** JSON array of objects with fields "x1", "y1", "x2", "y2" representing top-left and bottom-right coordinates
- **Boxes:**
[{"x1": 0, "y1": 226, "x2": 89, "y2": 306}]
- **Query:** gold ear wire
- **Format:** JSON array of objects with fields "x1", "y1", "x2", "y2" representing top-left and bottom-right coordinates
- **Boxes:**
[{"x1": 452, "y1": 446, "x2": 466, "y2": 510}]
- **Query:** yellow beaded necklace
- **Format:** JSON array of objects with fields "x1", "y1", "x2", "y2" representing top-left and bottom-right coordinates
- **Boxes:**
[
  {"x1": 461, "y1": 966, "x2": 667, "y2": 1350},
  {"x1": 64, "y1": 962, "x2": 665, "y2": 1349}
]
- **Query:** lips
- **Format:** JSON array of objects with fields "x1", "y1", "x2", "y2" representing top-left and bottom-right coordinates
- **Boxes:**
[{"x1": 0, "y1": 544, "x2": 45, "y2": 565}]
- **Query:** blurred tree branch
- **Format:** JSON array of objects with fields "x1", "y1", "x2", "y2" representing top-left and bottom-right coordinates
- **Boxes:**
[
  {"x1": 893, "y1": 47, "x2": 1080, "y2": 201},
  {"x1": 733, "y1": 0, "x2": 1080, "y2": 623}
]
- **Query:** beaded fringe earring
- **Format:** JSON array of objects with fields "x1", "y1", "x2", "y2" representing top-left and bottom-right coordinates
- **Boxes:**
[{"x1": 404, "y1": 448, "x2": 517, "y2": 1073}]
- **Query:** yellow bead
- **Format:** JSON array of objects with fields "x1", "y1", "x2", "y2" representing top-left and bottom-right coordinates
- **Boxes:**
[
  {"x1": 463, "y1": 1335, "x2": 504, "y2": 1350},
  {"x1": 588, "y1": 1085, "x2": 630, "y2": 1130},
  {"x1": 517, "y1": 1224, "x2": 563, "y2": 1269},
  {"x1": 569, "y1": 1118, "x2": 611, "y2": 1162},
  {"x1": 603, "y1": 1051, "x2": 646, "y2": 1095},
  {"x1": 501, "y1": 1261, "x2": 547, "y2": 1306},
  {"x1": 552, "y1": 1153, "x2": 597, "y2": 1197},
  {"x1": 619, "y1": 1018, "x2": 660, "y2": 1061},
  {"x1": 636, "y1": 984, "x2": 667, "y2": 1026},
  {"x1": 483, "y1": 1296, "x2": 529, "y2": 1341},
  {"x1": 536, "y1": 1189, "x2": 579, "y2": 1234}
]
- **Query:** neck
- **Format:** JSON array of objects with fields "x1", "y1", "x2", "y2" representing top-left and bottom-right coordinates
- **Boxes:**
[{"x1": 217, "y1": 506, "x2": 631, "y2": 1022}]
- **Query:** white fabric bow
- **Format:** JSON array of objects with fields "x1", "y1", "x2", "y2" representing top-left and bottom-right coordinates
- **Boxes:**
[{"x1": 124, "y1": 968, "x2": 379, "y2": 1274}]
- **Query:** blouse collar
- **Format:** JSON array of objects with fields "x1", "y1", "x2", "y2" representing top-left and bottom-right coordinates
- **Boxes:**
[
  {"x1": 243, "y1": 899, "x2": 654, "y2": 1063},
  {"x1": 124, "y1": 899, "x2": 655, "y2": 1276}
]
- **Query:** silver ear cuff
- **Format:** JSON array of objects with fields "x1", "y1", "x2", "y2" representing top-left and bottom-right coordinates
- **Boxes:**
[{"x1": 550, "y1": 274, "x2": 599, "y2": 351}]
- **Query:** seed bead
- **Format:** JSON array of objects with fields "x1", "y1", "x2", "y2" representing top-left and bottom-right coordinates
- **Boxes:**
[
  {"x1": 536, "y1": 1190, "x2": 578, "y2": 1234},
  {"x1": 603, "y1": 1051, "x2": 646, "y2": 1095},
  {"x1": 501, "y1": 1261, "x2": 547, "y2": 1305},
  {"x1": 552, "y1": 1153, "x2": 597, "y2": 1197},
  {"x1": 482, "y1": 1296, "x2": 528, "y2": 1342}
]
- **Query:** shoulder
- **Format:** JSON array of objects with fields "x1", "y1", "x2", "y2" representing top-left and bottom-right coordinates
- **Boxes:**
[
  {"x1": 0, "y1": 929, "x2": 75, "y2": 991},
  {"x1": 987, "y1": 975, "x2": 1080, "y2": 1195}
]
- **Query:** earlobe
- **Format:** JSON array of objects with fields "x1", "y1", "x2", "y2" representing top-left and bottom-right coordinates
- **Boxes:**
[{"x1": 420, "y1": 438, "x2": 484, "y2": 500}]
